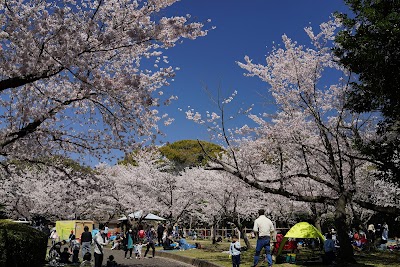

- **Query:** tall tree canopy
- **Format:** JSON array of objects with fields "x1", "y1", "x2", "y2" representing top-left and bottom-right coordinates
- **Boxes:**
[
  {"x1": 0, "y1": 0, "x2": 208, "y2": 167},
  {"x1": 159, "y1": 140, "x2": 224, "y2": 170},
  {"x1": 187, "y1": 19, "x2": 400, "y2": 263},
  {"x1": 334, "y1": 0, "x2": 400, "y2": 184}
]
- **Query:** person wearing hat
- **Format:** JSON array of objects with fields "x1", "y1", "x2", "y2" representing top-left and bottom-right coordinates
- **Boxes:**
[{"x1": 106, "y1": 255, "x2": 118, "y2": 267}]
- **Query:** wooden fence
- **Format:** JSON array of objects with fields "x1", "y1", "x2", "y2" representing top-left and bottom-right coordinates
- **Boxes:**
[{"x1": 181, "y1": 227, "x2": 288, "y2": 240}]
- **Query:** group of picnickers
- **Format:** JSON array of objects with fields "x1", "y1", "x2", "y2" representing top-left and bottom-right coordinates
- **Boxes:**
[
  {"x1": 350, "y1": 222, "x2": 391, "y2": 251},
  {"x1": 48, "y1": 224, "x2": 117, "y2": 267},
  {"x1": 47, "y1": 221, "x2": 185, "y2": 267}
]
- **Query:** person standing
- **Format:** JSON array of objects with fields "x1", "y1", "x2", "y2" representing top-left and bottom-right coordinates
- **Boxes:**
[
  {"x1": 93, "y1": 226, "x2": 109, "y2": 267},
  {"x1": 382, "y1": 222, "x2": 389, "y2": 243},
  {"x1": 69, "y1": 230, "x2": 76, "y2": 241},
  {"x1": 50, "y1": 229, "x2": 59, "y2": 246},
  {"x1": 157, "y1": 223, "x2": 165, "y2": 246},
  {"x1": 251, "y1": 209, "x2": 275, "y2": 267},
  {"x1": 70, "y1": 236, "x2": 81, "y2": 264},
  {"x1": 124, "y1": 229, "x2": 135, "y2": 259},
  {"x1": 104, "y1": 223, "x2": 109, "y2": 238},
  {"x1": 229, "y1": 235, "x2": 241, "y2": 267},
  {"x1": 144, "y1": 226, "x2": 156, "y2": 258},
  {"x1": 80, "y1": 226, "x2": 92, "y2": 258},
  {"x1": 323, "y1": 233, "x2": 336, "y2": 264},
  {"x1": 367, "y1": 223, "x2": 376, "y2": 250},
  {"x1": 135, "y1": 241, "x2": 144, "y2": 259},
  {"x1": 69, "y1": 230, "x2": 76, "y2": 250}
]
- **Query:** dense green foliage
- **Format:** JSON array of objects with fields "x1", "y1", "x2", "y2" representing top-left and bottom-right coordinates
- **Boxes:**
[
  {"x1": 335, "y1": 0, "x2": 400, "y2": 184},
  {"x1": 159, "y1": 140, "x2": 224, "y2": 170},
  {"x1": 335, "y1": 0, "x2": 400, "y2": 117},
  {"x1": 0, "y1": 220, "x2": 48, "y2": 267},
  {"x1": 118, "y1": 152, "x2": 139, "y2": 166}
]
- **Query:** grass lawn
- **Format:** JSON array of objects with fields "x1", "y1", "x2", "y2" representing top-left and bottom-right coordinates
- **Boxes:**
[
  {"x1": 170, "y1": 239, "x2": 400, "y2": 267},
  {"x1": 45, "y1": 238, "x2": 400, "y2": 267}
]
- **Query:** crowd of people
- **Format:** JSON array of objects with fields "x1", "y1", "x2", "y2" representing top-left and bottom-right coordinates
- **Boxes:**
[
  {"x1": 46, "y1": 215, "x2": 398, "y2": 267},
  {"x1": 47, "y1": 221, "x2": 201, "y2": 267},
  {"x1": 349, "y1": 222, "x2": 393, "y2": 251},
  {"x1": 48, "y1": 225, "x2": 116, "y2": 267}
]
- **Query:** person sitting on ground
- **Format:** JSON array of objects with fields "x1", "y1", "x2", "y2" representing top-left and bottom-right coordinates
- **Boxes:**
[
  {"x1": 178, "y1": 237, "x2": 197, "y2": 250},
  {"x1": 106, "y1": 255, "x2": 118, "y2": 267},
  {"x1": 80, "y1": 252, "x2": 92, "y2": 267},
  {"x1": 353, "y1": 230, "x2": 360, "y2": 240},
  {"x1": 162, "y1": 229, "x2": 168, "y2": 244},
  {"x1": 59, "y1": 247, "x2": 72, "y2": 264},
  {"x1": 111, "y1": 234, "x2": 122, "y2": 250},
  {"x1": 48, "y1": 240, "x2": 66, "y2": 261},
  {"x1": 163, "y1": 235, "x2": 178, "y2": 250}
]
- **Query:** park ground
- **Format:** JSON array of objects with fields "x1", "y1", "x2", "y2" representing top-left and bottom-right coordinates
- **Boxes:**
[
  {"x1": 54, "y1": 238, "x2": 400, "y2": 267},
  {"x1": 171, "y1": 239, "x2": 400, "y2": 267}
]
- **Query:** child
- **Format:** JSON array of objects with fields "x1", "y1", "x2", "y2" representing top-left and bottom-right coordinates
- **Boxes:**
[
  {"x1": 135, "y1": 241, "x2": 144, "y2": 259},
  {"x1": 106, "y1": 255, "x2": 118, "y2": 267},
  {"x1": 229, "y1": 235, "x2": 241, "y2": 267},
  {"x1": 80, "y1": 252, "x2": 92, "y2": 267}
]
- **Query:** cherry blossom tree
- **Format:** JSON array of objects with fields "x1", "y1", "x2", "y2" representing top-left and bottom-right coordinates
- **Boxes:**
[
  {"x1": 1, "y1": 145, "x2": 319, "y2": 248},
  {"x1": 179, "y1": 166, "x2": 307, "y2": 247},
  {"x1": 187, "y1": 20, "x2": 400, "y2": 262},
  {"x1": 0, "y1": 157, "x2": 102, "y2": 220},
  {"x1": 95, "y1": 148, "x2": 207, "y2": 223},
  {"x1": 0, "y1": 0, "x2": 209, "y2": 168}
]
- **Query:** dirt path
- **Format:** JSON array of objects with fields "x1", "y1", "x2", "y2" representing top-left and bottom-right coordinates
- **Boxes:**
[{"x1": 103, "y1": 248, "x2": 194, "y2": 267}]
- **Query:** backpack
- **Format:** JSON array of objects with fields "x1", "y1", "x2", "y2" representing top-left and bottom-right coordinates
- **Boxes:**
[{"x1": 138, "y1": 230, "x2": 145, "y2": 238}]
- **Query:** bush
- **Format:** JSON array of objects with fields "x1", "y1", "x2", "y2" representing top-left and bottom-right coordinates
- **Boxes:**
[{"x1": 0, "y1": 219, "x2": 48, "y2": 267}]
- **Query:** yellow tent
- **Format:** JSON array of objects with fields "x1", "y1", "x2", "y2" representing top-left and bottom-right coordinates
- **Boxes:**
[
  {"x1": 56, "y1": 220, "x2": 94, "y2": 241},
  {"x1": 276, "y1": 222, "x2": 325, "y2": 257}
]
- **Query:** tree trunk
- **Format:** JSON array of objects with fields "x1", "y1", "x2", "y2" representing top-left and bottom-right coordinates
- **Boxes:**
[
  {"x1": 239, "y1": 226, "x2": 251, "y2": 248},
  {"x1": 334, "y1": 194, "x2": 356, "y2": 263},
  {"x1": 211, "y1": 217, "x2": 217, "y2": 244},
  {"x1": 315, "y1": 216, "x2": 322, "y2": 232}
]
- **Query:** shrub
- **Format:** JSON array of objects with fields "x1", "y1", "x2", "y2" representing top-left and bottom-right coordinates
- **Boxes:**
[{"x1": 0, "y1": 219, "x2": 48, "y2": 267}]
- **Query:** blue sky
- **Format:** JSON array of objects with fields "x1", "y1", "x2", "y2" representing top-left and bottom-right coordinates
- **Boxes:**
[
  {"x1": 99, "y1": 1, "x2": 351, "y2": 165},
  {"x1": 152, "y1": 0, "x2": 350, "y2": 146}
]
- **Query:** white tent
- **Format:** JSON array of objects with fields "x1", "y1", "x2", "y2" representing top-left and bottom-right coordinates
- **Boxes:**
[{"x1": 117, "y1": 210, "x2": 166, "y2": 221}]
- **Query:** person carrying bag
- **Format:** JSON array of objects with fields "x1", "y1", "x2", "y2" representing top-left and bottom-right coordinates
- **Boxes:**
[{"x1": 93, "y1": 226, "x2": 109, "y2": 267}]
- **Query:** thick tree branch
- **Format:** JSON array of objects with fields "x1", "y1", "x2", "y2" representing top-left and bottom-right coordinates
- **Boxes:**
[{"x1": 0, "y1": 67, "x2": 65, "y2": 92}]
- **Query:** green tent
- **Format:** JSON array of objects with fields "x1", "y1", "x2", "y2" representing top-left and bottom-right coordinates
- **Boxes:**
[{"x1": 276, "y1": 222, "x2": 325, "y2": 257}]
